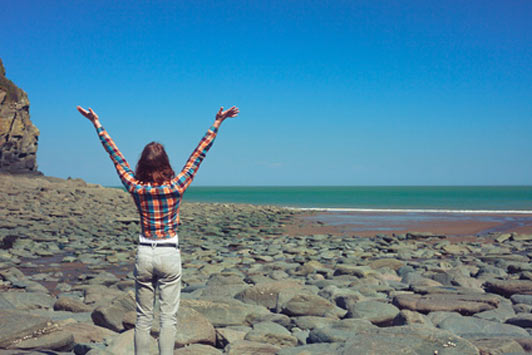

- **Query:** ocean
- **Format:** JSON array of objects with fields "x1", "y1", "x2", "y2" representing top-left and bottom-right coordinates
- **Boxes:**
[{"x1": 182, "y1": 186, "x2": 532, "y2": 213}]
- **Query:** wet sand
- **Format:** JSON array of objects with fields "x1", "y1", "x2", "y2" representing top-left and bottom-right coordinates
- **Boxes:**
[{"x1": 285, "y1": 210, "x2": 532, "y2": 239}]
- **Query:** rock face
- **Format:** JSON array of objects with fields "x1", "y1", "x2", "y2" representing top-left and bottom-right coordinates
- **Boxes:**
[{"x1": 0, "y1": 58, "x2": 39, "y2": 173}]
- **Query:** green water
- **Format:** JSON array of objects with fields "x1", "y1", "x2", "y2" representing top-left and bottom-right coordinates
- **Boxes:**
[{"x1": 180, "y1": 186, "x2": 532, "y2": 211}]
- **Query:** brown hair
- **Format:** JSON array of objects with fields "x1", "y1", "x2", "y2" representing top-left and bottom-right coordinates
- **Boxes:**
[{"x1": 135, "y1": 142, "x2": 175, "y2": 185}]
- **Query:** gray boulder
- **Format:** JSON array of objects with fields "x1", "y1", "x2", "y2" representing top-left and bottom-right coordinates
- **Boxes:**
[
  {"x1": 174, "y1": 344, "x2": 222, "y2": 354},
  {"x1": 393, "y1": 293, "x2": 499, "y2": 315},
  {"x1": 131, "y1": 305, "x2": 217, "y2": 348},
  {"x1": 244, "y1": 312, "x2": 291, "y2": 328},
  {"x1": 0, "y1": 291, "x2": 55, "y2": 310},
  {"x1": 282, "y1": 293, "x2": 347, "y2": 319},
  {"x1": 277, "y1": 343, "x2": 343, "y2": 355},
  {"x1": 54, "y1": 296, "x2": 93, "y2": 313},
  {"x1": 345, "y1": 300, "x2": 400, "y2": 326},
  {"x1": 392, "y1": 309, "x2": 433, "y2": 327},
  {"x1": 91, "y1": 291, "x2": 136, "y2": 332},
  {"x1": 474, "y1": 301, "x2": 516, "y2": 322},
  {"x1": 0, "y1": 310, "x2": 52, "y2": 348},
  {"x1": 235, "y1": 280, "x2": 305, "y2": 310},
  {"x1": 60, "y1": 322, "x2": 116, "y2": 344},
  {"x1": 244, "y1": 321, "x2": 297, "y2": 348},
  {"x1": 197, "y1": 273, "x2": 250, "y2": 299},
  {"x1": 82, "y1": 285, "x2": 126, "y2": 306},
  {"x1": 340, "y1": 325, "x2": 479, "y2": 355},
  {"x1": 181, "y1": 298, "x2": 270, "y2": 327},
  {"x1": 308, "y1": 319, "x2": 377, "y2": 343},
  {"x1": 104, "y1": 328, "x2": 157, "y2": 355},
  {"x1": 292, "y1": 316, "x2": 338, "y2": 331},
  {"x1": 216, "y1": 328, "x2": 247, "y2": 348},
  {"x1": 470, "y1": 337, "x2": 525, "y2": 354},
  {"x1": 512, "y1": 234, "x2": 532, "y2": 241},
  {"x1": 333, "y1": 265, "x2": 377, "y2": 278},
  {"x1": 174, "y1": 306, "x2": 216, "y2": 348},
  {"x1": 368, "y1": 258, "x2": 405, "y2": 271},
  {"x1": 8, "y1": 330, "x2": 74, "y2": 352},
  {"x1": 317, "y1": 285, "x2": 365, "y2": 309},
  {"x1": 483, "y1": 279, "x2": 532, "y2": 297},
  {"x1": 224, "y1": 340, "x2": 281, "y2": 355},
  {"x1": 511, "y1": 294, "x2": 532, "y2": 306},
  {"x1": 505, "y1": 314, "x2": 532, "y2": 328},
  {"x1": 438, "y1": 314, "x2": 530, "y2": 338}
]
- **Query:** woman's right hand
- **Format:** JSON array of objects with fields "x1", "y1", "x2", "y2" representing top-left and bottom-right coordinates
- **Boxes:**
[
  {"x1": 77, "y1": 106, "x2": 100, "y2": 125},
  {"x1": 215, "y1": 106, "x2": 239, "y2": 125}
]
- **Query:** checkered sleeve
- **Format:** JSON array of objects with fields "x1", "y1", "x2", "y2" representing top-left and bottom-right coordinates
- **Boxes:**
[
  {"x1": 94, "y1": 123, "x2": 140, "y2": 192},
  {"x1": 173, "y1": 125, "x2": 218, "y2": 193}
]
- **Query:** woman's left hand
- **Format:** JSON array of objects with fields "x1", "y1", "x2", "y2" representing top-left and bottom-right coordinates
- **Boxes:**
[
  {"x1": 215, "y1": 106, "x2": 240, "y2": 123},
  {"x1": 77, "y1": 106, "x2": 100, "y2": 125}
]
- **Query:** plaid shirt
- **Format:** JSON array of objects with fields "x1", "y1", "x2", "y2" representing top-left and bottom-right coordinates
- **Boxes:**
[{"x1": 95, "y1": 121, "x2": 218, "y2": 240}]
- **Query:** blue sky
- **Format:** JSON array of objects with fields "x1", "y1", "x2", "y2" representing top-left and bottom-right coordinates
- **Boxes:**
[{"x1": 2, "y1": 0, "x2": 531, "y2": 186}]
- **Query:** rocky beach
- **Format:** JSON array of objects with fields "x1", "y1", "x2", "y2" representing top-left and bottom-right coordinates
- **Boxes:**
[{"x1": 1, "y1": 172, "x2": 532, "y2": 355}]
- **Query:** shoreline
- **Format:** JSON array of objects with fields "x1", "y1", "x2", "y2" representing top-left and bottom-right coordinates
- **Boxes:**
[
  {"x1": 288, "y1": 206, "x2": 532, "y2": 214},
  {"x1": 285, "y1": 209, "x2": 532, "y2": 239}
]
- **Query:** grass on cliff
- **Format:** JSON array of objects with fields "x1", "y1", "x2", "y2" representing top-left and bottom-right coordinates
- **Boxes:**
[
  {"x1": 0, "y1": 76, "x2": 24, "y2": 103},
  {"x1": 0, "y1": 59, "x2": 25, "y2": 103}
]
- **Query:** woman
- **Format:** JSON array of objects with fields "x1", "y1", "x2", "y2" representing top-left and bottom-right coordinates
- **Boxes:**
[{"x1": 77, "y1": 105, "x2": 239, "y2": 355}]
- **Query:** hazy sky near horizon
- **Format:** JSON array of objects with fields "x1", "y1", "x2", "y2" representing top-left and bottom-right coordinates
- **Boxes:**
[{"x1": 2, "y1": 1, "x2": 531, "y2": 186}]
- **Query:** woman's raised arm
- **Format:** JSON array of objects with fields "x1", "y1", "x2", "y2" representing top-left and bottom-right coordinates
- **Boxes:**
[
  {"x1": 76, "y1": 106, "x2": 139, "y2": 191},
  {"x1": 173, "y1": 106, "x2": 239, "y2": 193}
]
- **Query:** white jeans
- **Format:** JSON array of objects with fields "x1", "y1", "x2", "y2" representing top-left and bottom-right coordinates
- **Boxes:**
[{"x1": 134, "y1": 244, "x2": 182, "y2": 355}]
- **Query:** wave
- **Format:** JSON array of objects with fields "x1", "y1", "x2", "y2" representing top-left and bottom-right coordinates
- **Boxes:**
[{"x1": 287, "y1": 207, "x2": 532, "y2": 214}]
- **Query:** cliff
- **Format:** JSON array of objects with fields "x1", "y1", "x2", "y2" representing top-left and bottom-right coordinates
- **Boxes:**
[{"x1": 0, "y1": 58, "x2": 40, "y2": 173}]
